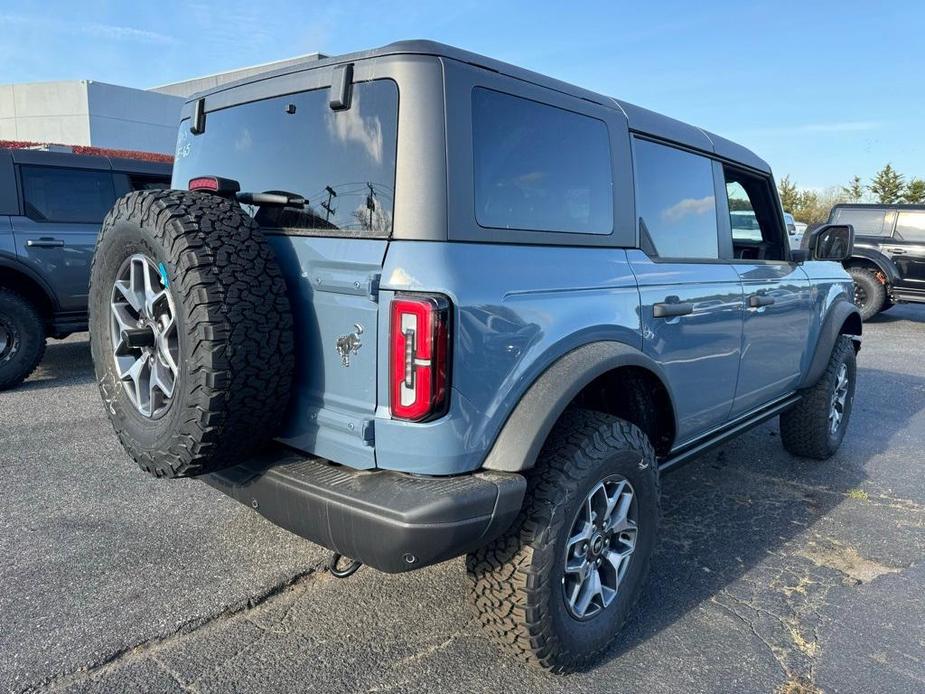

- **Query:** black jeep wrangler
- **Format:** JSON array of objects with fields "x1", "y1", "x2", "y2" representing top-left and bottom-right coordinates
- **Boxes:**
[{"x1": 829, "y1": 203, "x2": 925, "y2": 319}]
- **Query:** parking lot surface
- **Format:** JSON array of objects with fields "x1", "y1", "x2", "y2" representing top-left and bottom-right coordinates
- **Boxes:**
[{"x1": 2, "y1": 308, "x2": 924, "y2": 694}]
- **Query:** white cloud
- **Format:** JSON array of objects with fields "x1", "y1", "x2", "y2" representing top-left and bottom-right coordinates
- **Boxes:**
[
  {"x1": 662, "y1": 195, "x2": 715, "y2": 223},
  {"x1": 325, "y1": 91, "x2": 384, "y2": 165},
  {"x1": 0, "y1": 13, "x2": 176, "y2": 45}
]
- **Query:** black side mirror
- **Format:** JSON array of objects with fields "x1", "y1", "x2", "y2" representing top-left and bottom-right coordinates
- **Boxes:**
[{"x1": 808, "y1": 224, "x2": 854, "y2": 261}]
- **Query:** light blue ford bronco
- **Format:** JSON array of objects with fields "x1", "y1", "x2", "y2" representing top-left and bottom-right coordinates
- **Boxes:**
[{"x1": 89, "y1": 41, "x2": 861, "y2": 672}]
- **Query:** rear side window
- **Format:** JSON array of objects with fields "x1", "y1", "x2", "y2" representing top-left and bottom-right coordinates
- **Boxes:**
[
  {"x1": 20, "y1": 166, "x2": 116, "y2": 223},
  {"x1": 129, "y1": 175, "x2": 170, "y2": 191},
  {"x1": 832, "y1": 208, "x2": 893, "y2": 236},
  {"x1": 895, "y1": 210, "x2": 925, "y2": 242},
  {"x1": 472, "y1": 88, "x2": 613, "y2": 234},
  {"x1": 633, "y1": 139, "x2": 718, "y2": 259},
  {"x1": 173, "y1": 80, "x2": 398, "y2": 235}
]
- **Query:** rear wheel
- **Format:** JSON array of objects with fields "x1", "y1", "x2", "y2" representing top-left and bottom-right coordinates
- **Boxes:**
[
  {"x1": 0, "y1": 289, "x2": 46, "y2": 390},
  {"x1": 848, "y1": 267, "x2": 885, "y2": 321},
  {"x1": 89, "y1": 190, "x2": 294, "y2": 478},
  {"x1": 466, "y1": 410, "x2": 659, "y2": 673}
]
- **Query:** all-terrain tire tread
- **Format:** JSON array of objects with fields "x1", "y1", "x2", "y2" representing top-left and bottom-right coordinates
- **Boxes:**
[
  {"x1": 466, "y1": 409, "x2": 659, "y2": 673},
  {"x1": 780, "y1": 335, "x2": 855, "y2": 460},
  {"x1": 89, "y1": 189, "x2": 294, "y2": 477},
  {"x1": 0, "y1": 288, "x2": 46, "y2": 389}
]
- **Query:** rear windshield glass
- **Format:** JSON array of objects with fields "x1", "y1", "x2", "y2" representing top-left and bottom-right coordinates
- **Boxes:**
[
  {"x1": 472, "y1": 87, "x2": 613, "y2": 234},
  {"x1": 173, "y1": 79, "x2": 398, "y2": 235}
]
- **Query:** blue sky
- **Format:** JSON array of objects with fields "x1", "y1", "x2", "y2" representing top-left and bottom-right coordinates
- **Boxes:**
[{"x1": 1, "y1": 1, "x2": 921, "y2": 190}]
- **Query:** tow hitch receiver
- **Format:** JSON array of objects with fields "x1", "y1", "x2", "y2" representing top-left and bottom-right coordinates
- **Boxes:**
[{"x1": 329, "y1": 552, "x2": 363, "y2": 578}]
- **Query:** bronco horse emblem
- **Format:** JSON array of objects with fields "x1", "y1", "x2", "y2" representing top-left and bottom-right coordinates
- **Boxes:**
[{"x1": 336, "y1": 323, "x2": 364, "y2": 367}]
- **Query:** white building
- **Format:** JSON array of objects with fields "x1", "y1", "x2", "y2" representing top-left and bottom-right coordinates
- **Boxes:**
[{"x1": 0, "y1": 53, "x2": 324, "y2": 155}]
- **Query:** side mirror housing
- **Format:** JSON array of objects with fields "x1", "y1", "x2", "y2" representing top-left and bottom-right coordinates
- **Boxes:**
[{"x1": 808, "y1": 224, "x2": 854, "y2": 261}]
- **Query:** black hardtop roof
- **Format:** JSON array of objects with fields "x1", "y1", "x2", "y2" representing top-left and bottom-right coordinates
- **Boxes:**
[
  {"x1": 1, "y1": 147, "x2": 172, "y2": 176},
  {"x1": 187, "y1": 39, "x2": 770, "y2": 175}
]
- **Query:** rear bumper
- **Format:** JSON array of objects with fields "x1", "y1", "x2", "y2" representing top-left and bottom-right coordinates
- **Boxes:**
[{"x1": 204, "y1": 446, "x2": 526, "y2": 573}]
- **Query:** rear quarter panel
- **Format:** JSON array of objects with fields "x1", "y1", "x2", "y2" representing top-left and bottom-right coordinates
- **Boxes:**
[{"x1": 374, "y1": 242, "x2": 642, "y2": 474}]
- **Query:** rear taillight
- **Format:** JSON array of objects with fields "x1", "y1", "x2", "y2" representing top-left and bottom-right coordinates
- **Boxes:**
[{"x1": 389, "y1": 294, "x2": 451, "y2": 421}]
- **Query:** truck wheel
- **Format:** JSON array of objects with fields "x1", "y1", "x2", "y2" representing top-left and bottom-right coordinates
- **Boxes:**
[
  {"x1": 0, "y1": 288, "x2": 46, "y2": 390},
  {"x1": 466, "y1": 410, "x2": 659, "y2": 673},
  {"x1": 89, "y1": 190, "x2": 294, "y2": 478},
  {"x1": 780, "y1": 335, "x2": 856, "y2": 460},
  {"x1": 848, "y1": 267, "x2": 885, "y2": 320}
]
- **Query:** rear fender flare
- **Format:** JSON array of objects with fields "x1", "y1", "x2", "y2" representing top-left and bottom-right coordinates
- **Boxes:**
[{"x1": 481, "y1": 341, "x2": 677, "y2": 473}]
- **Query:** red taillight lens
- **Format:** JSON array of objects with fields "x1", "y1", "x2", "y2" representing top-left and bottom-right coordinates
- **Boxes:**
[{"x1": 390, "y1": 294, "x2": 451, "y2": 421}]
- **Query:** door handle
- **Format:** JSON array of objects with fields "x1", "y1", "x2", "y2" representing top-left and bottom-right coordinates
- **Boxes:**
[
  {"x1": 653, "y1": 301, "x2": 694, "y2": 318},
  {"x1": 885, "y1": 247, "x2": 906, "y2": 255},
  {"x1": 748, "y1": 294, "x2": 776, "y2": 308},
  {"x1": 27, "y1": 238, "x2": 65, "y2": 248}
]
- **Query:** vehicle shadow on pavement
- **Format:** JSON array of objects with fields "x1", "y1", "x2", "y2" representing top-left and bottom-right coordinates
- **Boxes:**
[
  {"x1": 866, "y1": 305, "x2": 925, "y2": 323},
  {"x1": 605, "y1": 364, "x2": 925, "y2": 668},
  {"x1": 21, "y1": 335, "x2": 95, "y2": 392}
]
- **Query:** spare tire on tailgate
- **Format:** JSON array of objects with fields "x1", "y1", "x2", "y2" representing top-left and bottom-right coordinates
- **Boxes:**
[{"x1": 89, "y1": 189, "x2": 294, "y2": 478}]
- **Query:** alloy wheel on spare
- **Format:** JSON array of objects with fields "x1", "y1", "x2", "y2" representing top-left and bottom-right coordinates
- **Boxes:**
[
  {"x1": 109, "y1": 253, "x2": 179, "y2": 419},
  {"x1": 563, "y1": 476, "x2": 638, "y2": 620}
]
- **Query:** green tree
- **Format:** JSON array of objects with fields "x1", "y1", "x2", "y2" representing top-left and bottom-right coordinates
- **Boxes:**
[
  {"x1": 841, "y1": 175, "x2": 864, "y2": 202},
  {"x1": 904, "y1": 178, "x2": 925, "y2": 204},
  {"x1": 778, "y1": 175, "x2": 800, "y2": 213},
  {"x1": 869, "y1": 164, "x2": 905, "y2": 204}
]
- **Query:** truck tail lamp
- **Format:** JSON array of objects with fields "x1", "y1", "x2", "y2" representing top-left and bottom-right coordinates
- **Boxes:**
[{"x1": 389, "y1": 294, "x2": 451, "y2": 421}]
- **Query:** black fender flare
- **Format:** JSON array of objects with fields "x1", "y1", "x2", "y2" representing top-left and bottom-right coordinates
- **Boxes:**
[
  {"x1": 798, "y1": 298, "x2": 862, "y2": 390},
  {"x1": 0, "y1": 255, "x2": 61, "y2": 311},
  {"x1": 481, "y1": 341, "x2": 677, "y2": 473},
  {"x1": 844, "y1": 249, "x2": 899, "y2": 285}
]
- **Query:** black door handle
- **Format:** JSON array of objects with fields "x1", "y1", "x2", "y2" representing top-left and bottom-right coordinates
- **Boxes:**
[
  {"x1": 653, "y1": 301, "x2": 694, "y2": 318},
  {"x1": 748, "y1": 294, "x2": 776, "y2": 308},
  {"x1": 27, "y1": 238, "x2": 65, "y2": 248}
]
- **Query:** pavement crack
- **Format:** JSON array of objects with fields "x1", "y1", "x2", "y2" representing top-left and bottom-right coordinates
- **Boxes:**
[{"x1": 25, "y1": 565, "x2": 328, "y2": 693}]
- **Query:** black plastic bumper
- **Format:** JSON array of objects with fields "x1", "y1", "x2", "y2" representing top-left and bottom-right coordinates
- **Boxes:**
[{"x1": 203, "y1": 446, "x2": 526, "y2": 573}]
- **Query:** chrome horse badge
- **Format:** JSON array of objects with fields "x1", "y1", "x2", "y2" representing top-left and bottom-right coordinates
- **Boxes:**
[{"x1": 336, "y1": 323, "x2": 364, "y2": 367}]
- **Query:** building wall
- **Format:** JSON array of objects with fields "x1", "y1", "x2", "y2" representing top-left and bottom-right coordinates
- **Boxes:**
[
  {"x1": 0, "y1": 80, "x2": 183, "y2": 155},
  {"x1": 0, "y1": 81, "x2": 90, "y2": 144},
  {"x1": 87, "y1": 82, "x2": 182, "y2": 154}
]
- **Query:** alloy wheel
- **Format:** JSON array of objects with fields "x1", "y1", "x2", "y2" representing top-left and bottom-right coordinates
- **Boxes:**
[
  {"x1": 109, "y1": 254, "x2": 179, "y2": 418},
  {"x1": 562, "y1": 476, "x2": 638, "y2": 620}
]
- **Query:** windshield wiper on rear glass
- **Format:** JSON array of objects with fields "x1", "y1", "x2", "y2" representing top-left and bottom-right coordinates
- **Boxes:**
[{"x1": 236, "y1": 190, "x2": 307, "y2": 208}]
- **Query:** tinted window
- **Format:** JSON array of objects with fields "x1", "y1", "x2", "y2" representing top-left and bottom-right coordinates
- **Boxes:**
[
  {"x1": 130, "y1": 175, "x2": 170, "y2": 191},
  {"x1": 895, "y1": 210, "x2": 925, "y2": 242},
  {"x1": 472, "y1": 88, "x2": 613, "y2": 234},
  {"x1": 20, "y1": 166, "x2": 116, "y2": 223},
  {"x1": 173, "y1": 80, "x2": 398, "y2": 235},
  {"x1": 832, "y1": 208, "x2": 890, "y2": 236},
  {"x1": 634, "y1": 139, "x2": 718, "y2": 258}
]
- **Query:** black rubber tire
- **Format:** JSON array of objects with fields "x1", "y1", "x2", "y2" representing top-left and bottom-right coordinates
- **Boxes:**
[
  {"x1": 466, "y1": 410, "x2": 660, "y2": 673},
  {"x1": 0, "y1": 288, "x2": 46, "y2": 390},
  {"x1": 89, "y1": 190, "x2": 294, "y2": 478},
  {"x1": 848, "y1": 267, "x2": 885, "y2": 321},
  {"x1": 780, "y1": 335, "x2": 856, "y2": 460}
]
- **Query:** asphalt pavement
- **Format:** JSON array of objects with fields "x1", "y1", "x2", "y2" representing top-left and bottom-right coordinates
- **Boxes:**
[{"x1": 2, "y1": 307, "x2": 924, "y2": 693}]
